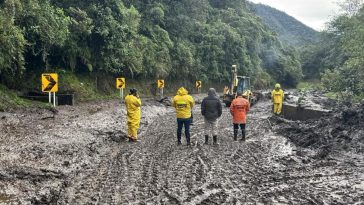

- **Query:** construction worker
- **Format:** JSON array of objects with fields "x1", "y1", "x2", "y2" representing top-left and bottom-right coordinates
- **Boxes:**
[
  {"x1": 271, "y1": 83, "x2": 284, "y2": 115},
  {"x1": 125, "y1": 88, "x2": 142, "y2": 142},
  {"x1": 172, "y1": 87, "x2": 195, "y2": 145},
  {"x1": 230, "y1": 91, "x2": 250, "y2": 141},
  {"x1": 201, "y1": 88, "x2": 222, "y2": 145}
]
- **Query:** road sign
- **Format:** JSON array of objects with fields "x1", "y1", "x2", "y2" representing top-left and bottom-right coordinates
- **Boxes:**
[
  {"x1": 42, "y1": 73, "x2": 58, "y2": 92},
  {"x1": 196, "y1": 81, "x2": 202, "y2": 88},
  {"x1": 116, "y1": 78, "x2": 126, "y2": 89},
  {"x1": 157, "y1": 80, "x2": 165, "y2": 88}
]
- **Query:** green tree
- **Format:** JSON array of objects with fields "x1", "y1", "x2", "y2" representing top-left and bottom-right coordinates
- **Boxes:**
[
  {"x1": 18, "y1": 0, "x2": 70, "y2": 70},
  {"x1": 320, "y1": 4, "x2": 364, "y2": 99},
  {"x1": 0, "y1": 7, "x2": 26, "y2": 75}
]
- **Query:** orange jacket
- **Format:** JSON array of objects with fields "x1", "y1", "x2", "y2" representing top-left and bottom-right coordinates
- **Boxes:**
[{"x1": 230, "y1": 97, "x2": 250, "y2": 124}]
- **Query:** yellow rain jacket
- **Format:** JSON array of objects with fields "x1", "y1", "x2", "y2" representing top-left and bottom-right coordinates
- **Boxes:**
[
  {"x1": 172, "y1": 87, "x2": 195, "y2": 119},
  {"x1": 271, "y1": 89, "x2": 284, "y2": 114},
  {"x1": 272, "y1": 89, "x2": 284, "y2": 104},
  {"x1": 125, "y1": 94, "x2": 142, "y2": 139}
]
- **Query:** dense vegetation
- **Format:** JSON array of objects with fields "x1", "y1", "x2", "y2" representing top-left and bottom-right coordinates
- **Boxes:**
[
  {"x1": 253, "y1": 3, "x2": 319, "y2": 47},
  {"x1": 0, "y1": 0, "x2": 303, "y2": 94},
  {"x1": 301, "y1": 1, "x2": 364, "y2": 100}
]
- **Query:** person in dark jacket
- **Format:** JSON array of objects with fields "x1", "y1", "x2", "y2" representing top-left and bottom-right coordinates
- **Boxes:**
[{"x1": 201, "y1": 88, "x2": 223, "y2": 145}]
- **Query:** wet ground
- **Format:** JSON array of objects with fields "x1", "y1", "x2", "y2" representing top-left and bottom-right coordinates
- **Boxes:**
[{"x1": 0, "y1": 97, "x2": 363, "y2": 204}]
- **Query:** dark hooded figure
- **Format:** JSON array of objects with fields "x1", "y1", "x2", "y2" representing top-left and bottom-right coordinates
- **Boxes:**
[{"x1": 201, "y1": 88, "x2": 222, "y2": 145}]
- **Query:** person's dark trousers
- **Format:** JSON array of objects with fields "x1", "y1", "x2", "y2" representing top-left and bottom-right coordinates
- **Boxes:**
[
  {"x1": 177, "y1": 118, "x2": 191, "y2": 144},
  {"x1": 233, "y1": 124, "x2": 246, "y2": 141}
]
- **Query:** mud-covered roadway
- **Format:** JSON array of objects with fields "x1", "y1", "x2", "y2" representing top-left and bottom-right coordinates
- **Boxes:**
[{"x1": 0, "y1": 96, "x2": 363, "y2": 204}]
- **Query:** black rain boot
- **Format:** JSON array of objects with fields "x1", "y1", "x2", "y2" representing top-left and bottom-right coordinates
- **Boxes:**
[
  {"x1": 177, "y1": 134, "x2": 182, "y2": 145},
  {"x1": 186, "y1": 134, "x2": 191, "y2": 146},
  {"x1": 241, "y1": 129, "x2": 246, "y2": 142},
  {"x1": 213, "y1": 135, "x2": 218, "y2": 145},
  {"x1": 234, "y1": 129, "x2": 238, "y2": 141},
  {"x1": 205, "y1": 135, "x2": 209, "y2": 145}
]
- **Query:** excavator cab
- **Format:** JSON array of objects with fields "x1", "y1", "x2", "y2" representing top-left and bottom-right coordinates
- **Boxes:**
[
  {"x1": 223, "y1": 65, "x2": 258, "y2": 107},
  {"x1": 236, "y1": 76, "x2": 250, "y2": 95}
]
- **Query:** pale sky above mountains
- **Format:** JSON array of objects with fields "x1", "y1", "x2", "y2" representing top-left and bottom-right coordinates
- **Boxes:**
[{"x1": 250, "y1": 0, "x2": 342, "y2": 30}]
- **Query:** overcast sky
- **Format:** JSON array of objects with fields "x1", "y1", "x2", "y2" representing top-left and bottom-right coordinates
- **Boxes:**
[{"x1": 249, "y1": 0, "x2": 343, "y2": 31}]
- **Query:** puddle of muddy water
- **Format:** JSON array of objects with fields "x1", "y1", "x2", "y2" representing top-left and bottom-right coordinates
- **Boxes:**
[{"x1": 1, "y1": 98, "x2": 363, "y2": 204}]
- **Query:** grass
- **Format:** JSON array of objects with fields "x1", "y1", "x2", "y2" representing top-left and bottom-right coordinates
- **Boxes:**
[
  {"x1": 59, "y1": 72, "x2": 161, "y2": 101},
  {"x1": 296, "y1": 80, "x2": 323, "y2": 91},
  {"x1": 58, "y1": 71, "x2": 164, "y2": 101},
  {"x1": 324, "y1": 92, "x2": 364, "y2": 103},
  {"x1": 1, "y1": 70, "x2": 227, "y2": 110},
  {"x1": 0, "y1": 84, "x2": 49, "y2": 111},
  {"x1": 0, "y1": 72, "x2": 160, "y2": 111},
  {"x1": 324, "y1": 92, "x2": 339, "y2": 100},
  {"x1": 60, "y1": 72, "x2": 116, "y2": 101}
]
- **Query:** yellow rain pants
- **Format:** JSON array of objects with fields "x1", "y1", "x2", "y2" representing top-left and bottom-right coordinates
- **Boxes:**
[
  {"x1": 271, "y1": 89, "x2": 284, "y2": 115},
  {"x1": 125, "y1": 94, "x2": 142, "y2": 139}
]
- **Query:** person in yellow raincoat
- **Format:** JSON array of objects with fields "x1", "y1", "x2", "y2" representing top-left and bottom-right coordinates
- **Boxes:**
[
  {"x1": 172, "y1": 87, "x2": 195, "y2": 145},
  {"x1": 271, "y1": 83, "x2": 284, "y2": 115},
  {"x1": 125, "y1": 88, "x2": 142, "y2": 142}
]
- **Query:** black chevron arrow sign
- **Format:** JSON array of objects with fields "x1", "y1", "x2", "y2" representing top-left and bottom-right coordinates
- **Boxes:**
[
  {"x1": 158, "y1": 80, "x2": 164, "y2": 88},
  {"x1": 196, "y1": 81, "x2": 201, "y2": 88},
  {"x1": 118, "y1": 79, "x2": 124, "y2": 88},
  {"x1": 42, "y1": 74, "x2": 58, "y2": 92}
]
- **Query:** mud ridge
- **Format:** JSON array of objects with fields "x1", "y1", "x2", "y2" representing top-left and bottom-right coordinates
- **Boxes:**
[{"x1": 0, "y1": 98, "x2": 363, "y2": 204}]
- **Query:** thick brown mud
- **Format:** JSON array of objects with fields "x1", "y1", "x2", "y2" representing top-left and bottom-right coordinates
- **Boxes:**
[{"x1": 0, "y1": 97, "x2": 363, "y2": 204}]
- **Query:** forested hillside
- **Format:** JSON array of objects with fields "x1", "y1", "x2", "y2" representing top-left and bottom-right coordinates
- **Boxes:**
[
  {"x1": 301, "y1": 2, "x2": 364, "y2": 100},
  {"x1": 0, "y1": 0, "x2": 303, "y2": 93},
  {"x1": 253, "y1": 3, "x2": 319, "y2": 46}
]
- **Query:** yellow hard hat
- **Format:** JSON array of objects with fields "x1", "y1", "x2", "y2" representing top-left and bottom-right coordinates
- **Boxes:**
[{"x1": 275, "y1": 83, "x2": 281, "y2": 89}]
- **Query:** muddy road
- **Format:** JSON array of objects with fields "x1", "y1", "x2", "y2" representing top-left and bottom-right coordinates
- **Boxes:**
[{"x1": 0, "y1": 97, "x2": 363, "y2": 204}]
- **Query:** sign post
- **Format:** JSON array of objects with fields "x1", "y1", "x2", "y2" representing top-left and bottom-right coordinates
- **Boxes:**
[
  {"x1": 196, "y1": 81, "x2": 202, "y2": 94},
  {"x1": 116, "y1": 77, "x2": 126, "y2": 102},
  {"x1": 42, "y1": 73, "x2": 58, "y2": 107},
  {"x1": 53, "y1": 92, "x2": 56, "y2": 107},
  {"x1": 157, "y1": 80, "x2": 165, "y2": 99}
]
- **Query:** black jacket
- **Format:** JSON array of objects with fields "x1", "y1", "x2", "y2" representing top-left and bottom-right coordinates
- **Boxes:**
[{"x1": 201, "y1": 91, "x2": 222, "y2": 121}]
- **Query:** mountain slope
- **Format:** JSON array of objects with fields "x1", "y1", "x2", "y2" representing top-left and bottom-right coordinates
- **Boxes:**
[
  {"x1": 252, "y1": 3, "x2": 319, "y2": 46},
  {"x1": 0, "y1": 0, "x2": 303, "y2": 89}
]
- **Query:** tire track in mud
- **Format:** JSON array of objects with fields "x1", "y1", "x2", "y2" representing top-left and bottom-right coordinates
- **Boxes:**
[
  {"x1": 62, "y1": 100, "x2": 364, "y2": 204},
  {"x1": 1, "y1": 100, "x2": 363, "y2": 204}
]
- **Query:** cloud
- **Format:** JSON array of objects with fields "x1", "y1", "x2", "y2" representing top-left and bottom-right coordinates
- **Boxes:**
[{"x1": 249, "y1": 0, "x2": 342, "y2": 30}]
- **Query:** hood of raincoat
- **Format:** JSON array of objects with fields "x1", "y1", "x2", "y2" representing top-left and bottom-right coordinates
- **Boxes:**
[
  {"x1": 177, "y1": 87, "x2": 188, "y2": 96},
  {"x1": 207, "y1": 88, "x2": 217, "y2": 97},
  {"x1": 173, "y1": 87, "x2": 195, "y2": 119}
]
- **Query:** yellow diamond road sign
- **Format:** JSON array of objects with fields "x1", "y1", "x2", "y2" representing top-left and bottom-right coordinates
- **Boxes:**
[
  {"x1": 116, "y1": 78, "x2": 126, "y2": 89},
  {"x1": 42, "y1": 73, "x2": 58, "y2": 93},
  {"x1": 196, "y1": 81, "x2": 202, "y2": 88},
  {"x1": 158, "y1": 80, "x2": 164, "y2": 88}
]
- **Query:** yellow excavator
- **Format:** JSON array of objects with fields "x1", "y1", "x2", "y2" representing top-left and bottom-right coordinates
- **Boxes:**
[{"x1": 223, "y1": 65, "x2": 259, "y2": 107}]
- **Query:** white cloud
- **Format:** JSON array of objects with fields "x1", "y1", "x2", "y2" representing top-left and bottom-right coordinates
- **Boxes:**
[{"x1": 249, "y1": 0, "x2": 342, "y2": 30}]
